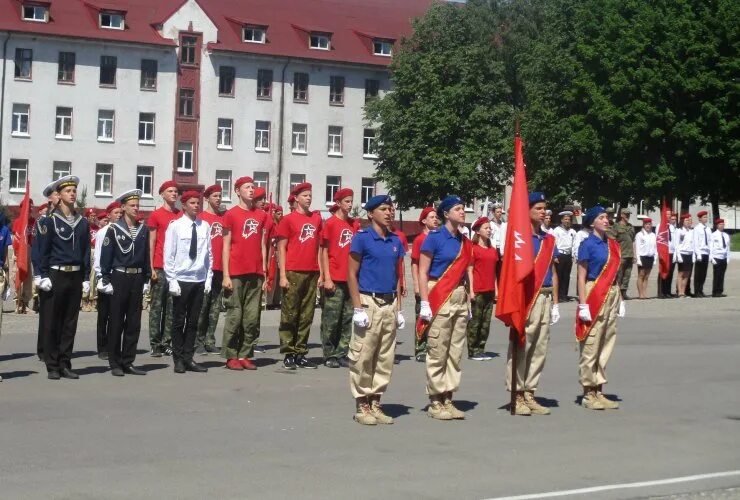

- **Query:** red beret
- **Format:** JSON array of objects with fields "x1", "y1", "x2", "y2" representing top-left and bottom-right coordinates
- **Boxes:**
[
  {"x1": 274, "y1": 205, "x2": 284, "y2": 213},
  {"x1": 234, "y1": 176, "x2": 254, "y2": 190},
  {"x1": 203, "y1": 184, "x2": 222, "y2": 197},
  {"x1": 328, "y1": 203, "x2": 340, "y2": 213},
  {"x1": 681, "y1": 213, "x2": 691, "y2": 220},
  {"x1": 715, "y1": 218, "x2": 724, "y2": 225},
  {"x1": 333, "y1": 187, "x2": 353, "y2": 202},
  {"x1": 96, "y1": 210, "x2": 108, "y2": 219},
  {"x1": 159, "y1": 180, "x2": 178, "y2": 194},
  {"x1": 290, "y1": 182, "x2": 312, "y2": 196},
  {"x1": 85, "y1": 208, "x2": 95, "y2": 216},
  {"x1": 254, "y1": 187, "x2": 267, "y2": 200},
  {"x1": 642, "y1": 218, "x2": 652, "y2": 224},
  {"x1": 180, "y1": 190, "x2": 201, "y2": 203},
  {"x1": 287, "y1": 194, "x2": 296, "y2": 204},
  {"x1": 697, "y1": 210, "x2": 708, "y2": 217},
  {"x1": 471, "y1": 216, "x2": 489, "y2": 231},
  {"x1": 106, "y1": 201, "x2": 121, "y2": 213},
  {"x1": 418, "y1": 206, "x2": 435, "y2": 224}
]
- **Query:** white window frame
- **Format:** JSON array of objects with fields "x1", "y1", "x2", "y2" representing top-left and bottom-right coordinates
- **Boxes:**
[
  {"x1": 177, "y1": 142, "x2": 193, "y2": 172},
  {"x1": 217, "y1": 118, "x2": 233, "y2": 149},
  {"x1": 257, "y1": 69, "x2": 273, "y2": 99},
  {"x1": 329, "y1": 76, "x2": 345, "y2": 105},
  {"x1": 58, "y1": 52, "x2": 75, "y2": 83},
  {"x1": 136, "y1": 166, "x2": 154, "y2": 198},
  {"x1": 219, "y1": 66, "x2": 235, "y2": 96},
  {"x1": 361, "y1": 177, "x2": 376, "y2": 205},
  {"x1": 255, "y1": 121, "x2": 271, "y2": 152},
  {"x1": 53, "y1": 161, "x2": 71, "y2": 181},
  {"x1": 9, "y1": 159, "x2": 28, "y2": 193},
  {"x1": 243, "y1": 26, "x2": 266, "y2": 44},
  {"x1": 291, "y1": 123, "x2": 307, "y2": 154},
  {"x1": 253, "y1": 171, "x2": 269, "y2": 190},
  {"x1": 97, "y1": 109, "x2": 115, "y2": 142},
  {"x1": 55, "y1": 107, "x2": 73, "y2": 139},
  {"x1": 293, "y1": 72, "x2": 309, "y2": 102},
  {"x1": 140, "y1": 59, "x2": 157, "y2": 90},
  {"x1": 327, "y1": 126, "x2": 343, "y2": 157},
  {"x1": 138, "y1": 112, "x2": 155, "y2": 144},
  {"x1": 215, "y1": 170, "x2": 232, "y2": 202},
  {"x1": 373, "y1": 39, "x2": 393, "y2": 57},
  {"x1": 95, "y1": 164, "x2": 113, "y2": 196},
  {"x1": 309, "y1": 33, "x2": 330, "y2": 50},
  {"x1": 289, "y1": 173, "x2": 306, "y2": 190},
  {"x1": 22, "y1": 4, "x2": 48, "y2": 23},
  {"x1": 99, "y1": 55, "x2": 117, "y2": 87},
  {"x1": 11, "y1": 103, "x2": 30, "y2": 137},
  {"x1": 100, "y1": 12, "x2": 124, "y2": 30},
  {"x1": 325, "y1": 176, "x2": 341, "y2": 204},
  {"x1": 363, "y1": 129, "x2": 378, "y2": 159}
]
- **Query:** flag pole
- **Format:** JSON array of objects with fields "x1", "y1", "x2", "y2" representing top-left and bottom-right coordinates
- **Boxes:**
[{"x1": 510, "y1": 328, "x2": 518, "y2": 415}]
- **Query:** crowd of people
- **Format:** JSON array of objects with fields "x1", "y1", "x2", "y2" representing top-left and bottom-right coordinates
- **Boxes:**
[{"x1": 0, "y1": 176, "x2": 733, "y2": 422}]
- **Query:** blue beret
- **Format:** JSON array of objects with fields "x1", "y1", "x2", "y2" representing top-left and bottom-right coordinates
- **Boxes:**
[
  {"x1": 583, "y1": 205, "x2": 606, "y2": 226},
  {"x1": 528, "y1": 192, "x2": 546, "y2": 206},
  {"x1": 437, "y1": 195, "x2": 463, "y2": 216},
  {"x1": 364, "y1": 194, "x2": 392, "y2": 212}
]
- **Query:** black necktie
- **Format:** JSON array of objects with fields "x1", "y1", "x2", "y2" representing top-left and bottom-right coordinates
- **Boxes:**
[
  {"x1": 704, "y1": 228, "x2": 708, "y2": 246},
  {"x1": 189, "y1": 222, "x2": 197, "y2": 260},
  {"x1": 722, "y1": 233, "x2": 726, "y2": 249}
]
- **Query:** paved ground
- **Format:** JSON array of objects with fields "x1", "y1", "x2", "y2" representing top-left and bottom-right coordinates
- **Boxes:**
[{"x1": 1, "y1": 262, "x2": 738, "y2": 500}]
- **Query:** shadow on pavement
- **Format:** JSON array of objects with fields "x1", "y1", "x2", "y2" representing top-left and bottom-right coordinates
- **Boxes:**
[
  {"x1": 200, "y1": 361, "x2": 224, "y2": 369},
  {"x1": 0, "y1": 352, "x2": 36, "y2": 363},
  {"x1": 536, "y1": 396, "x2": 560, "y2": 408},
  {"x1": 1, "y1": 370, "x2": 38, "y2": 379},
  {"x1": 255, "y1": 358, "x2": 279, "y2": 367},
  {"x1": 382, "y1": 403, "x2": 413, "y2": 418},
  {"x1": 76, "y1": 366, "x2": 111, "y2": 376},
  {"x1": 453, "y1": 400, "x2": 478, "y2": 412},
  {"x1": 71, "y1": 350, "x2": 98, "y2": 359},
  {"x1": 394, "y1": 354, "x2": 412, "y2": 364},
  {"x1": 141, "y1": 363, "x2": 170, "y2": 373}
]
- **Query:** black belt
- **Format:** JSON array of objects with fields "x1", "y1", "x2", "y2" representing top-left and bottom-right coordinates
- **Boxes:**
[{"x1": 361, "y1": 292, "x2": 396, "y2": 303}]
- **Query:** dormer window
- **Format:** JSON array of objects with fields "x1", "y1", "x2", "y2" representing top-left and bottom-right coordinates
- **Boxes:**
[
  {"x1": 22, "y1": 4, "x2": 48, "y2": 22},
  {"x1": 310, "y1": 33, "x2": 331, "y2": 50},
  {"x1": 373, "y1": 39, "x2": 393, "y2": 57},
  {"x1": 243, "y1": 25, "x2": 266, "y2": 44},
  {"x1": 100, "y1": 11, "x2": 124, "y2": 30}
]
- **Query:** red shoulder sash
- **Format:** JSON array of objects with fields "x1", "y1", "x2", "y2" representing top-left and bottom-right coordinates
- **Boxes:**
[
  {"x1": 575, "y1": 238, "x2": 621, "y2": 341},
  {"x1": 524, "y1": 234, "x2": 556, "y2": 319}
]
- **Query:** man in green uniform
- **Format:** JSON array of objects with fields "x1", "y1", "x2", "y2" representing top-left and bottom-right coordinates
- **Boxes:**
[{"x1": 614, "y1": 208, "x2": 635, "y2": 300}]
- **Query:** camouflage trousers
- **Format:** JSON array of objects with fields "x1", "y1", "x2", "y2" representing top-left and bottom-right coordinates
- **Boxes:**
[
  {"x1": 279, "y1": 271, "x2": 318, "y2": 355},
  {"x1": 617, "y1": 258, "x2": 634, "y2": 292},
  {"x1": 197, "y1": 270, "x2": 222, "y2": 349},
  {"x1": 414, "y1": 294, "x2": 426, "y2": 356},
  {"x1": 148, "y1": 269, "x2": 173, "y2": 348},
  {"x1": 220, "y1": 274, "x2": 263, "y2": 359},
  {"x1": 466, "y1": 291, "x2": 494, "y2": 357},
  {"x1": 319, "y1": 282, "x2": 353, "y2": 360}
]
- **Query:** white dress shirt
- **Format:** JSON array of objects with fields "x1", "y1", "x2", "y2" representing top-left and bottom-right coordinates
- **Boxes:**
[
  {"x1": 552, "y1": 225, "x2": 577, "y2": 255},
  {"x1": 635, "y1": 229, "x2": 657, "y2": 258},
  {"x1": 163, "y1": 214, "x2": 213, "y2": 288},
  {"x1": 675, "y1": 227, "x2": 694, "y2": 263},
  {"x1": 710, "y1": 230, "x2": 730, "y2": 262},
  {"x1": 93, "y1": 224, "x2": 109, "y2": 276},
  {"x1": 573, "y1": 228, "x2": 590, "y2": 260},
  {"x1": 667, "y1": 224, "x2": 677, "y2": 254},
  {"x1": 692, "y1": 222, "x2": 711, "y2": 257}
]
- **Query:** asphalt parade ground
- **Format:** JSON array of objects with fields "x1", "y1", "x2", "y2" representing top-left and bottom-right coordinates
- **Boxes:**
[{"x1": 1, "y1": 262, "x2": 739, "y2": 500}]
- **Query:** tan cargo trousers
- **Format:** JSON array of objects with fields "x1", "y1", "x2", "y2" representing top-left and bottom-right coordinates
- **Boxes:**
[
  {"x1": 506, "y1": 289, "x2": 552, "y2": 392},
  {"x1": 349, "y1": 294, "x2": 397, "y2": 398},
  {"x1": 426, "y1": 284, "x2": 469, "y2": 396},
  {"x1": 579, "y1": 283, "x2": 619, "y2": 387}
]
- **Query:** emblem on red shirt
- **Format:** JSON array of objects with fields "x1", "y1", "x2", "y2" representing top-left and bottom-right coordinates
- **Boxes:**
[
  {"x1": 338, "y1": 228, "x2": 353, "y2": 248},
  {"x1": 242, "y1": 219, "x2": 259, "y2": 239},
  {"x1": 211, "y1": 222, "x2": 223, "y2": 239},
  {"x1": 299, "y1": 223, "x2": 316, "y2": 243}
]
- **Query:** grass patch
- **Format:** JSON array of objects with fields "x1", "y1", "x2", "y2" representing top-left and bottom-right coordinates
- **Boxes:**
[{"x1": 732, "y1": 232, "x2": 740, "y2": 252}]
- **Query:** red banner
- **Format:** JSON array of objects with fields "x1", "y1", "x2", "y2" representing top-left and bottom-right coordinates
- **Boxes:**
[
  {"x1": 11, "y1": 181, "x2": 31, "y2": 289},
  {"x1": 657, "y1": 198, "x2": 670, "y2": 279}
]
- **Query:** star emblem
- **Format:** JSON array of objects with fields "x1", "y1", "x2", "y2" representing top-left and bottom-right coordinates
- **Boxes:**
[
  {"x1": 299, "y1": 223, "x2": 316, "y2": 243},
  {"x1": 211, "y1": 222, "x2": 223, "y2": 239},
  {"x1": 338, "y1": 229, "x2": 353, "y2": 248},
  {"x1": 242, "y1": 218, "x2": 260, "y2": 239}
]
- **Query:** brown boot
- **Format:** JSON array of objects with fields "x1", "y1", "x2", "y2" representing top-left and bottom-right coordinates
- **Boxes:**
[
  {"x1": 443, "y1": 392, "x2": 465, "y2": 419},
  {"x1": 513, "y1": 392, "x2": 531, "y2": 416},
  {"x1": 353, "y1": 397, "x2": 377, "y2": 425},
  {"x1": 427, "y1": 396, "x2": 453, "y2": 420},
  {"x1": 523, "y1": 391, "x2": 551, "y2": 415},
  {"x1": 596, "y1": 385, "x2": 619, "y2": 409},
  {"x1": 582, "y1": 387, "x2": 605, "y2": 410},
  {"x1": 369, "y1": 396, "x2": 394, "y2": 424}
]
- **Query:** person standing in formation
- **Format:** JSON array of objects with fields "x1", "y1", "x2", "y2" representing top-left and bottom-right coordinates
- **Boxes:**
[
  {"x1": 635, "y1": 218, "x2": 657, "y2": 299},
  {"x1": 410, "y1": 207, "x2": 439, "y2": 362},
  {"x1": 32, "y1": 181, "x2": 58, "y2": 361},
  {"x1": 710, "y1": 219, "x2": 730, "y2": 298},
  {"x1": 196, "y1": 184, "x2": 224, "y2": 355},
  {"x1": 264, "y1": 205, "x2": 283, "y2": 309},
  {"x1": 37, "y1": 176, "x2": 91, "y2": 380},
  {"x1": 489, "y1": 203, "x2": 506, "y2": 282},
  {"x1": 614, "y1": 208, "x2": 635, "y2": 300},
  {"x1": 164, "y1": 191, "x2": 212, "y2": 374},
  {"x1": 692, "y1": 210, "x2": 712, "y2": 298},
  {"x1": 276, "y1": 183, "x2": 322, "y2": 370},
  {"x1": 418, "y1": 196, "x2": 472, "y2": 421},
  {"x1": 346, "y1": 195, "x2": 405, "y2": 425},
  {"x1": 575, "y1": 206, "x2": 624, "y2": 410},
  {"x1": 81, "y1": 209, "x2": 99, "y2": 312},
  {"x1": 319, "y1": 188, "x2": 357, "y2": 368},
  {"x1": 0, "y1": 214, "x2": 11, "y2": 368},
  {"x1": 100, "y1": 190, "x2": 150, "y2": 377},
  {"x1": 507, "y1": 192, "x2": 560, "y2": 416},
  {"x1": 220, "y1": 177, "x2": 268, "y2": 371},
  {"x1": 465, "y1": 216, "x2": 498, "y2": 361},
  {"x1": 658, "y1": 211, "x2": 678, "y2": 299},
  {"x1": 13, "y1": 202, "x2": 35, "y2": 315},
  {"x1": 542, "y1": 209, "x2": 553, "y2": 233},
  {"x1": 93, "y1": 201, "x2": 122, "y2": 360},
  {"x1": 552, "y1": 211, "x2": 577, "y2": 302},
  {"x1": 675, "y1": 214, "x2": 694, "y2": 297},
  {"x1": 148, "y1": 181, "x2": 181, "y2": 357}
]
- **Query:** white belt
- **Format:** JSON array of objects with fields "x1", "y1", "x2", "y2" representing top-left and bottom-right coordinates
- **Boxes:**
[
  {"x1": 51, "y1": 265, "x2": 81, "y2": 272},
  {"x1": 114, "y1": 267, "x2": 143, "y2": 274}
]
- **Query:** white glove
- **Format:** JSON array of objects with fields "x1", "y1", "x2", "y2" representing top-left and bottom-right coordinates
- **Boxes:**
[
  {"x1": 618, "y1": 301, "x2": 626, "y2": 318},
  {"x1": 168, "y1": 281, "x2": 182, "y2": 297},
  {"x1": 101, "y1": 283, "x2": 114, "y2": 295},
  {"x1": 39, "y1": 277, "x2": 52, "y2": 292},
  {"x1": 82, "y1": 281, "x2": 90, "y2": 295},
  {"x1": 204, "y1": 284, "x2": 212, "y2": 295},
  {"x1": 419, "y1": 300, "x2": 433, "y2": 321},
  {"x1": 396, "y1": 311, "x2": 405, "y2": 329},
  {"x1": 33, "y1": 276, "x2": 42, "y2": 288},
  {"x1": 578, "y1": 303, "x2": 592, "y2": 323},
  {"x1": 711, "y1": 258, "x2": 717, "y2": 265},
  {"x1": 550, "y1": 304, "x2": 560, "y2": 324},
  {"x1": 353, "y1": 307, "x2": 370, "y2": 328},
  {"x1": 636, "y1": 257, "x2": 642, "y2": 267},
  {"x1": 677, "y1": 253, "x2": 683, "y2": 264},
  {"x1": 142, "y1": 283, "x2": 150, "y2": 295}
]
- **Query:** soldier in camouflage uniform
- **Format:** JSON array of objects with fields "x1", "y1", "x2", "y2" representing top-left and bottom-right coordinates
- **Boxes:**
[
  {"x1": 613, "y1": 208, "x2": 635, "y2": 300},
  {"x1": 196, "y1": 185, "x2": 224, "y2": 354}
]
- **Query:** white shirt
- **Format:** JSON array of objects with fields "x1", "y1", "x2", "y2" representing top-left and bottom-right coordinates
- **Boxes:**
[
  {"x1": 710, "y1": 230, "x2": 730, "y2": 262},
  {"x1": 667, "y1": 224, "x2": 677, "y2": 254},
  {"x1": 552, "y1": 225, "x2": 577, "y2": 254},
  {"x1": 163, "y1": 214, "x2": 213, "y2": 287},
  {"x1": 573, "y1": 228, "x2": 590, "y2": 260},
  {"x1": 692, "y1": 222, "x2": 711, "y2": 257},
  {"x1": 676, "y1": 227, "x2": 694, "y2": 254},
  {"x1": 635, "y1": 229, "x2": 657, "y2": 258},
  {"x1": 93, "y1": 225, "x2": 109, "y2": 276},
  {"x1": 460, "y1": 226, "x2": 470, "y2": 238},
  {"x1": 490, "y1": 218, "x2": 505, "y2": 250}
]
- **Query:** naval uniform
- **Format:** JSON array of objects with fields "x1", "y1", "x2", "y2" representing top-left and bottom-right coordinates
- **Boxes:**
[
  {"x1": 31, "y1": 213, "x2": 51, "y2": 359},
  {"x1": 692, "y1": 222, "x2": 712, "y2": 296},
  {"x1": 93, "y1": 224, "x2": 112, "y2": 356},
  {"x1": 710, "y1": 230, "x2": 730, "y2": 297},
  {"x1": 552, "y1": 225, "x2": 576, "y2": 301}
]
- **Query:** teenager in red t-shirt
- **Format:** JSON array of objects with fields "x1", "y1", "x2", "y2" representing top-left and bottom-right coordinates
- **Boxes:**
[
  {"x1": 147, "y1": 180, "x2": 180, "y2": 357},
  {"x1": 276, "y1": 182, "x2": 322, "y2": 370},
  {"x1": 265, "y1": 205, "x2": 284, "y2": 309},
  {"x1": 219, "y1": 177, "x2": 268, "y2": 370},
  {"x1": 319, "y1": 188, "x2": 356, "y2": 368},
  {"x1": 196, "y1": 184, "x2": 224, "y2": 354},
  {"x1": 465, "y1": 217, "x2": 498, "y2": 361},
  {"x1": 410, "y1": 206, "x2": 440, "y2": 361}
]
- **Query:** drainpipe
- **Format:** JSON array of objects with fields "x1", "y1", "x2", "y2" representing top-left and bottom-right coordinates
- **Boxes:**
[
  {"x1": 0, "y1": 33, "x2": 11, "y2": 194},
  {"x1": 276, "y1": 58, "x2": 290, "y2": 204}
]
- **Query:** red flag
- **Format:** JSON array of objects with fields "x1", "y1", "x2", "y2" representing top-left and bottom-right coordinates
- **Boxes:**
[
  {"x1": 11, "y1": 181, "x2": 31, "y2": 289},
  {"x1": 495, "y1": 136, "x2": 535, "y2": 344},
  {"x1": 657, "y1": 198, "x2": 670, "y2": 279}
]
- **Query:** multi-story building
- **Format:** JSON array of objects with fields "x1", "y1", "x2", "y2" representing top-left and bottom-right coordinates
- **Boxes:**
[{"x1": 0, "y1": 0, "x2": 432, "y2": 213}]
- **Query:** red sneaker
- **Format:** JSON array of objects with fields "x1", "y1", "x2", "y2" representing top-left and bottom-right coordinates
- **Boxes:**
[
  {"x1": 226, "y1": 359, "x2": 244, "y2": 370},
  {"x1": 240, "y1": 358, "x2": 257, "y2": 370}
]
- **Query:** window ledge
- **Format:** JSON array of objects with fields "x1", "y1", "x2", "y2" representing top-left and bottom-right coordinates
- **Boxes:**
[
  {"x1": 177, "y1": 168, "x2": 194, "y2": 174},
  {"x1": 219, "y1": 93, "x2": 235, "y2": 98},
  {"x1": 363, "y1": 154, "x2": 378, "y2": 160},
  {"x1": 55, "y1": 135, "x2": 73, "y2": 141},
  {"x1": 140, "y1": 87, "x2": 157, "y2": 92},
  {"x1": 255, "y1": 147, "x2": 270, "y2": 153},
  {"x1": 10, "y1": 188, "x2": 26, "y2": 194},
  {"x1": 329, "y1": 102, "x2": 345, "y2": 107},
  {"x1": 217, "y1": 145, "x2": 233, "y2": 151},
  {"x1": 141, "y1": 195, "x2": 153, "y2": 199},
  {"x1": 327, "y1": 152, "x2": 343, "y2": 158},
  {"x1": 257, "y1": 96, "x2": 273, "y2": 101},
  {"x1": 294, "y1": 99, "x2": 309, "y2": 104},
  {"x1": 292, "y1": 150, "x2": 307, "y2": 156},
  {"x1": 11, "y1": 132, "x2": 30, "y2": 138},
  {"x1": 14, "y1": 77, "x2": 32, "y2": 82},
  {"x1": 57, "y1": 81, "x2": 75, "y2": 86},
  {"x1": 98, "y1": 138, "x2": 114, "y2": 143},
  {"x1": 138, "y1": 140, "x2": 156, "y2": 146},
  {"x1": 95, "y1": 193, "x2": 113, "y2": 198},
  {"x1": 99, "y1": 84, "x2": 117, "y2": 89}
]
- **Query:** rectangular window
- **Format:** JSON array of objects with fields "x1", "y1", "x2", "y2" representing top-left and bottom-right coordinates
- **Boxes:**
[
  {"x1": 97, "y1": 109, "x2": 115, "y2": 141},
  {"x1": 255, "y1": 120, "x2": 271, "y2": 151},
  {"x1": 293, "y1": 72, "x2": 309, "y2": 102},
  {"x1": 329, "y1": 76, "x2": 345, "y2": 105},
  {"x1": 291, "y1": 123, "x2": 307, "y2": 153},
  {"x1": 23, "y1": 4, "x2": 48, "y2": 22},
  {"x1": 95, "y1": 164, "x2": 113, "y2": 195},
  {"x1": 177, "y1": 142, "x2": 193, "y2": 171},
  {"x1": 58, "y1": 52, "x2": 75, "y2": 83},
  {"x1": 253, "y1": 171, "x2": 269, "y2": 190},
  {"x1": 365, "y1": 79, "x2": 380, "y2": 101},
  {"x1": 136, "y1": 166, "x2": 154, "y2": 197},
  {"x1": 257, "y1": 69, "x2": 273, "y2": 99},
  {"x1": 179, "y1": 89, "x2": 194, "y2": 117},
  {"x1": 55, "y1": 107, "x2": 73, "y2": 139},
  {"x1": 290, "y1": 173, "x2": 306, "y2": 190},
  {"x1": 361, "y1": 177, "x2": 376, "y2": 205},
  {"x1": 373, "y1": 39, "x2": 393, "y2": 56},
  {"x1": 216, "y1": 170, "x2": 232, "y2": 201},
  {"x1": 14, "y1": 48, "x2": 32, "y2": 79},
  {"x1": 363, "y1": 129, "x2": 377, "y2": 157},
  {"x1": 181, "y1": 36, "x2": 197, "y2": 65},
  {"x1": 310, "y1": 33, "x2": 330, "y2": 50},
  {"x1": 140, "y1": 59, "x2": 158, "y2": 90},
  {"x1": 243, "y1": 26, "x2": 266, "y2": 43},
  {"x1": 100, "y1": 55, "x2": 117, "y2": 86},
  {"x1": 219, "y1": 66, "x2": 235, "y2": 96},
  {"x1": 9, "y1": 159, "x2": 28, "y2": 192},
  {"x1": 328, "y1": 126, "x2": 343, "y2": 156},
  {"x1": 138, "y1": 113, "x2": 155, "y2": 143},
  {"x1": 217, "y1": 118, "x2": 233, "y2": 149},
  {"x1": 100, "y1": 12, "x2": 124, "y2": 29},
  {"x1": 11, "y1": 104, "x2": 30, "y2": 136},
  {"x1": 53, "y1": 161, "x2": 71, "y2": 181},
  {"x1": 325, "y1": 176, "x2": 341, "y2": 204}
]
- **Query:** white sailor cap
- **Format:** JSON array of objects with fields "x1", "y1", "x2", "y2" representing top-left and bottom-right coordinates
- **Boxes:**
[
  {"x1": 492, "y1": 202, "x2": 503, "y2": 209},
  {"x1": 52, "y1": 175, "x2": 80, "y2": 192},
  {"x1": 116, "y1": 189, "x2": 142, "y2": 204},
  {"x1": 559, "y1": 210, "x2": 573, "y2": 216},
  {"x1": 545, "y1": 209, "x2": 552, "y2": 216},
  {"x1": 42, "y1": 180, "x2": 57, "y2": 198}
]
